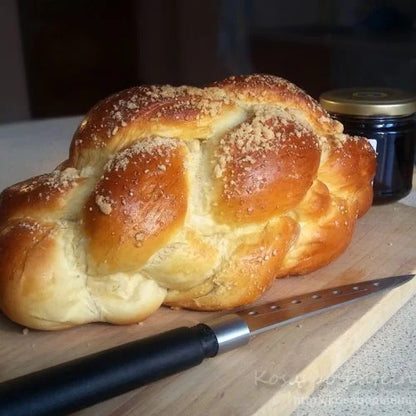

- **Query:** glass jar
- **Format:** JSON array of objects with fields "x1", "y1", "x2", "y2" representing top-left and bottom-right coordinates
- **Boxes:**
[{"x1": 320, "y1": 88, "x2": 416, "y2": 204}]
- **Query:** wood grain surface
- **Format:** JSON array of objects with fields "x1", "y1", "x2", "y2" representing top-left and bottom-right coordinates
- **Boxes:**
[{"x1": 1, "y1": 202, "x2": 415, "y2": 416}]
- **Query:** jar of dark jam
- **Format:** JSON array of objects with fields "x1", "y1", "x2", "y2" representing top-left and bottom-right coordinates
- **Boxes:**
[{"x1": 319, "y1": 88, "x2": 416, "y2": 204}]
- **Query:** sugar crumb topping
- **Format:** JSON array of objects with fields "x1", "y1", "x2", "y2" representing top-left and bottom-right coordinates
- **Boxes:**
[
  {"x1": 214, "y1": 106, "x2": 318, "y2": 178},
  {"x1": 319, "y1": 133, "x2": 361, "y2": 152},
  {"x1": 105, "y1": 137, "x2": 178, "y2": 173},
  {"x1": 95, "y1": 194, "x2": 113, "y2": 215},
  {"x1": 218, "y1": 74, "x2": 339, "y2": 131},
  {"x1": 76, "y1": 83, "x2": 236, "y2": 150},
  {"x1": 19, "y1": 222, "x2": 41, "y2": 233},
  {"x1": 145, "y1": 85, "x2": 231, "y2": 121},
  {"x1": 135, "y1": 232, "x2": 145, "y2": 242},
  {"x1": 15, "y1": 168, "x2": 80, "y2": 197},
  {"x1": 75, "y1": 74, "x2": 341, "y2": 164}
]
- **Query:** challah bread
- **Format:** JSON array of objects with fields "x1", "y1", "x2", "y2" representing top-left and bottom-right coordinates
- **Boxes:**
[{"x1": 0, "y1": 74, "x2": 376, "y2": 330}]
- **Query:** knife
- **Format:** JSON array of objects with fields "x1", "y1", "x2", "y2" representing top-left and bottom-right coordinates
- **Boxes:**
[{"x1": 0, "y1": 274, "x2": 413, "y2": 416}]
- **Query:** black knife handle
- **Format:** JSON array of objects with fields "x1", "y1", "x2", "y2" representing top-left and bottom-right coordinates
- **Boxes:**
[{"x1": 0, "y1": 324, "x2": 218, "y2": 416}]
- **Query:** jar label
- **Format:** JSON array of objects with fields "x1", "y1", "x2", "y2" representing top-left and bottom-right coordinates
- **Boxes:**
[{"x1": 367, "y1": 139, "x2": 377, "y2": 153}]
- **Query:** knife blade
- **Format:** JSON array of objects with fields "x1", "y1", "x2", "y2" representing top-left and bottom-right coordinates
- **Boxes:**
[{"x1": 0, "y1": 274, "x2": 413, "y2": 416}]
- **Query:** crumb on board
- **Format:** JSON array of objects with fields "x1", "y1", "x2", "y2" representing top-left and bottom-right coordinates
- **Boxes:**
[{"x1": 22, "y1": 328, "x2": 29, "y2": 335}]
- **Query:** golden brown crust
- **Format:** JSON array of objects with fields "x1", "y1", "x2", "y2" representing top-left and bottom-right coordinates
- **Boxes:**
[
  {"x1": 83, "y1": 138, "x2": 188, "y2": 274},
  {"x1": 212, "y1": 74, "x2": 343, "y2": 135},
  {"x1": 165, "y1": 217, "x2": 299, "y2": 309},
  {"x1": 318, "y1": 135, "x2": 377, "y2": 217},
  {"x1": 212, "y1": 109, "x2": 321, "y2": 223},
  {"x1": 0, "y1": 168, "x2": 87, "y2": 222},
  {"x1": 0, "y1": 74, "x2": 376, "y2": 329},
  {"x1": 0, "y1": 220, "x2": 98, "y2": 329},
  {"x1": 69, "y1": 85, "x2": 240, "y2": 169},
  {"x1": 279, "y1": 192, "x2": 357, "y2": 276}
]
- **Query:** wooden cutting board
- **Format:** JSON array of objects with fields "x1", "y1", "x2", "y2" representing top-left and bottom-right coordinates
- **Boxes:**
[{"x1": 1, "y1": 202, "x2": 416, "y2": 416}]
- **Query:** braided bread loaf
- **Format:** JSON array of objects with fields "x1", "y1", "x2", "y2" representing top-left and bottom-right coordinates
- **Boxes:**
[{"x1": 0, "y1": 75, "x2": 376, "y2": 330}]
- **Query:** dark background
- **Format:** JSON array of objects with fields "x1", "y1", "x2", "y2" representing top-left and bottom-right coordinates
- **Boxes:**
[{"x1": 2, "y1": 0, "x2": 416, "y2": 122}]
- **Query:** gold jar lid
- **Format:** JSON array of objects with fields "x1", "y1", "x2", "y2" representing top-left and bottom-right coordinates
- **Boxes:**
[{"x1": 319, "y1": 87, "x2": 416, "y2": 117}]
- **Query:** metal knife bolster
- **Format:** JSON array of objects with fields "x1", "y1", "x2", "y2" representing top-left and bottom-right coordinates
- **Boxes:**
[
  {"x1": 205, "y1": 274, "x2": 414, "y2": 354},
  {"x1": 203, "y1": 314, "x2": 251, "y2": 354}
]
